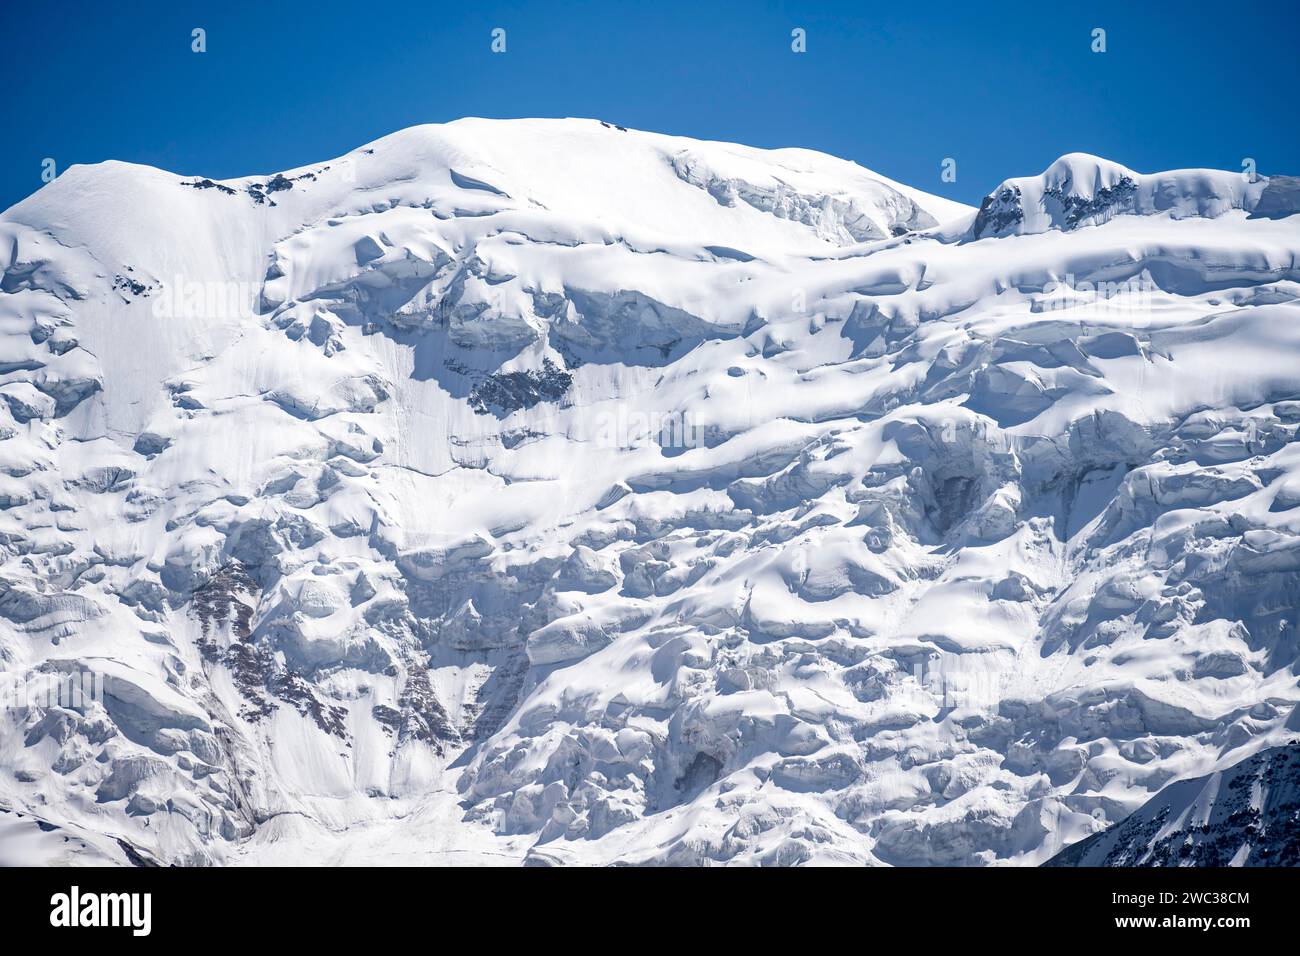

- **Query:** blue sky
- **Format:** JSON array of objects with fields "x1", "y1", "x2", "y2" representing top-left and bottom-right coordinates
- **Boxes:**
[{"x1": 4, "y1": 0, "x2": 1298, "y2": 210}]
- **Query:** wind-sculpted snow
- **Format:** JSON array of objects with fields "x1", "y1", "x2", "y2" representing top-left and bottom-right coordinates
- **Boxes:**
[{"x1": 0, "y1": 119, "x2": 1298, "y2": 866}]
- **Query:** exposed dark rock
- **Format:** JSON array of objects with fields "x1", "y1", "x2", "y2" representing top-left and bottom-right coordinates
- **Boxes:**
[
  {"x1": 115, "y1": 837, "x2": 163, "y2": 867},
  {"x1": 468, "y1": 358, "x2": 572, "y2": 416},
  {"x1": 1046, "y1": 741, "x2": 1300, "y2": 867},
  {"x1": 1250, "y1": 174, "x2": 1300, "y2": 220},
  {"x1": 392, "y1": 654, "x2": 458, "y2": 752},
  {"x1": 181, "y1": 178, "x2": 236, "y2": 196},
  {"x1": 1044, "y1": 176, "x2": 1138, "y2": 228},
  {"x1": 269, "y1": 671, "x2": 348, "y2": 738},
  {"x1": 972, "y1": 185, "x2": 1024, "y2": 237},
  {"x1": 191, "y1": 562, "x2": 257, "y2": 638},
  {"x1": 113, "y1": 274, "x2": 153, "y2": 298}
]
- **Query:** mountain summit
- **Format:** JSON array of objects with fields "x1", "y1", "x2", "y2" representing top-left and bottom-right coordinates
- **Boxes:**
[{"x1": 969, "y1": 151, "x2": 1294, "y2": 238}]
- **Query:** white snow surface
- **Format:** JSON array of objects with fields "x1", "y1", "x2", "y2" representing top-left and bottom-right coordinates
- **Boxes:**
[{"x1": 0, "y1": 118, "x2": 1298, "y2": 866}]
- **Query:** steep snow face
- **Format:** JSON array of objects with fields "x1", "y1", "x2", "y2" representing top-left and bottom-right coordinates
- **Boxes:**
[
  {"x1": 0, "y1": 119, "x2": 1298, "y2": 866},
  {"x1": 1046, "y1": 738, "x2": 1300, "y2": 866}
]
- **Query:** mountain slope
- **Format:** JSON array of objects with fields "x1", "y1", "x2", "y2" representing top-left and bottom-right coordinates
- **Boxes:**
[
  {"x1": 1046, "y1": 738, "x2": 1300, "y2": 866},
  {"x1": 1, "y1": 119, "x2": 1298, "y2": 866}
]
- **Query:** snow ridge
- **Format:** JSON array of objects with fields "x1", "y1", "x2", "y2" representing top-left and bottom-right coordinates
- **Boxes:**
[{"x1": 968, "y1": 152, "x2": 1293, "y2": 239}]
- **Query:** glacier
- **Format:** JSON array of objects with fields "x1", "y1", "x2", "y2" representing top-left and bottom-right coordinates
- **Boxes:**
[{"x1": 0, "y1": 118, "x2": 1298, "y2": 866}]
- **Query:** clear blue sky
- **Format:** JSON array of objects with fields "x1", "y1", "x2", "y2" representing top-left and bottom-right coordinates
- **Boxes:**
[{"x1": 4, "y1": 0, "x2": 1298, "y2": 211}]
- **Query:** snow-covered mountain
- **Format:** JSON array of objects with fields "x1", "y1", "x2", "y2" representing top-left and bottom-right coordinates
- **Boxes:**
[{"x1": 1, "y1": 118, "x2": 1298, "y2": 866}]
